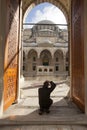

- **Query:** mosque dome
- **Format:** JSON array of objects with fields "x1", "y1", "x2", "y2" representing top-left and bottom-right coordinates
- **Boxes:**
[
  {"x1": 32, "y1": 20, "x2": 59, "y2": 39},
  {"x1": 32, "y1": 20, "x2": 59, "y2": 31},
  {"x1": 36, "y1": 20, "x2": 55, "y2": 25}
]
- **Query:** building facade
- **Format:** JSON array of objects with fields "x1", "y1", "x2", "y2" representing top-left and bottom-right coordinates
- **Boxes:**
[{"x1": 23, "y1": 20, "x2": 69, "y2": 77}]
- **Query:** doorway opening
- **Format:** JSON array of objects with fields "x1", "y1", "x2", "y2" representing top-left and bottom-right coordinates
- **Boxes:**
[
  {"x1": 2, "y1": 0, "x2": 85, "y2": 119},
  {"x1": 16, "y1": 2, "x2": 74, "y2": 117},
  {"x1": 23, "y1": 2, "x2": 69, "y2": 78}
]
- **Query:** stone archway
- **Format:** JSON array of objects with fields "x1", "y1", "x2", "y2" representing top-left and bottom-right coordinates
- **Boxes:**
[
  {"x1": 40, "y1": 50, "x2": 52, "y2": 66},
  {"x1": 23, "y1": 0, "x2": 69, "y2": 23},
  {"x1": 22, "y1": 0, "x2": 86, "y2": 113},
  {"x1": 25, "y1": 49, "x2": 38, "y2": 76},
  {"x1": 54, "y1": 49, "x2": 64, "y2": 73},
  {"x1": 1, "y1": 0, "x2": 87, "y2": 115}
]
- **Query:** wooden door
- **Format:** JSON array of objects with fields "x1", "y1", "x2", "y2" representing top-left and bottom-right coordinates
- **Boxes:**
[
  {"x1": 71, "y1": 0, "x2": 85, "y2": 111},
  {"x1": 4, "y1": 0, "x2": 20, "y2": 111}
]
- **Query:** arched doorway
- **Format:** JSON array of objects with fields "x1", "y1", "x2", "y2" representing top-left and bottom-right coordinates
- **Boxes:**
[
  {"x1": 26, "y1": 49, "x2": 38, "y2": 77},
  {"x1": 22, "y1": 0, "x2": 86, "y2": 113},
  {"x1": 43, "y1": 56, "x2": 49, "y2": 66},
  {"x1": 1, "y1": 0, "x2": 87, "y2": 115},
  {"x1": 40, "y1": 50, "x2": 52, "y2": 66}
]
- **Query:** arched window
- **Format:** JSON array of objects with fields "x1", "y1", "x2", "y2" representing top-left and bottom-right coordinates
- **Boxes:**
[
  {"x1": 44, "y1": 69, "x2": 47, "y2": 72},
  {"x1": 39, "y1": 68, "x2": 42, "y2": 72}
]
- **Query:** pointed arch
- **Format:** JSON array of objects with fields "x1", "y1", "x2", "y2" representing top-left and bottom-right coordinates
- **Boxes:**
[
  {"x1": 23, "y1": 0, "x2": 69, "y2": 23},
  {"x1": 40, "y1": 49, "x2": 52, "y2": 66}
]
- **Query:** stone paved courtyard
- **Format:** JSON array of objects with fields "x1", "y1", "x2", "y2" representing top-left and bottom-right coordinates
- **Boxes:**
[
  {"x1": 0, "y1": 76, "x2": 87, "y2": 129},
  {"x1": 2, "y1": 76, "x2": 71, "y2": 118}
]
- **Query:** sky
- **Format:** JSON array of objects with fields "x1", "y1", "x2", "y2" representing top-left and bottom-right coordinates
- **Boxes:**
[{"x1": 23, "y1": 2, "x2": 67, "y2": 29}]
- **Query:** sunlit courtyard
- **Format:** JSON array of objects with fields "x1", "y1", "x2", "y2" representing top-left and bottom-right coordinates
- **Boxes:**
[{"x1": 2, "y1": 76, "x2": 83, "y2": 120}]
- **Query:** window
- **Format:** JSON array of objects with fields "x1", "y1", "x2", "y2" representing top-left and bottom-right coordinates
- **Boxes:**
[
  {"x1": 44, "y1": 69, "x2": 47, "y2": 72},
  {"x1": 49, "y1": 69, "x2": 53, "y2": 72},
  {"x1": 39, "y1": 68, "x2": 42, "y2": 72},
  {"x1": 23, "y1": 57, "x2": 25, "y2": 61},
  {"x1": 33, "y1": 57, "x2": 36, "y2": 61},
  {"x1": 33, "y1": 66, "x2": 36, "y2": 71},
  {"x1": 66, "y1": 57, "x2": 68, "y2": 62},
  {"x1": 66, "y1": 65, "x2": 69, "y2": 71},
  {"x1": 43, "y1": 57, "x2": 49, "y2": 66},
  {"x1": 56, "y1": 57, "x2": 58, "y2": 62},
  {"x1": 55, "y1": 66, "x2": 59, "y2": 71},
  {"x1": 23, "y1": 65, "x2": 25, "y2": 70}
]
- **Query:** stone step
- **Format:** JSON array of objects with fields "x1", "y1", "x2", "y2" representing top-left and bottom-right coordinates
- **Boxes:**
[
  {"x1": 0, "y1": 125, "x2": 87, "y2": 130},
  {"x1": 0, "y1": 114, "x2": 87, "y2": 126}
]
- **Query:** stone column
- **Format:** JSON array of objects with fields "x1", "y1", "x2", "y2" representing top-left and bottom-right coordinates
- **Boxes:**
[
  {"x1": 51, "y1": 49, "x2": 54, "y2": 66},
  {"x1": 38, "y1": 48, "x2": 42, "y2": 65},
  {"x1": 63, "y1": 54, "x2": 66, "y2": 72},
  {"x1": 17, "y1": 0, "x2": 25, "y2": 102},
  {"x1": 25, "y1": 52, "x2": 29, "y2": 76}
]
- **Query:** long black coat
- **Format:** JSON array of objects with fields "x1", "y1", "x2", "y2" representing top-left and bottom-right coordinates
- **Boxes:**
[{"x1": 38, "y1": 81, "x2": 56, "y2": 108}]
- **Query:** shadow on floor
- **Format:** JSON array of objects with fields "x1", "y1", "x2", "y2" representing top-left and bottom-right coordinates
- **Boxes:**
[{"x1": 1, "y1": 97, "x2": 84, "y2": 123}]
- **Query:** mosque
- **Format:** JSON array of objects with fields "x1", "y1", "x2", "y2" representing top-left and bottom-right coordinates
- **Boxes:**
[{"x1": 23, "y1": 20, "x2": 69, "y2": 77}]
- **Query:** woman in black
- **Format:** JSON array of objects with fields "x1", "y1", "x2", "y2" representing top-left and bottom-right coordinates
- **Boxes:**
[{"x1": 38, "y1": 81, "x2": 56, "y2": 115}]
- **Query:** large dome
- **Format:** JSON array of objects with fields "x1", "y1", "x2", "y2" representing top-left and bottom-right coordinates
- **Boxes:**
[
  {"x1": 36, "y1": 20, "x2": 55, "y2": 25},
  {"x1": 32, "y1": 20, "x2": 59, "y2": 38},
  {"x1": 32, "y1": 20, "x2": 59, "y2": 35},
  {"x1": 33, "y1": 20, "x2": 58, "y2": 29}
]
